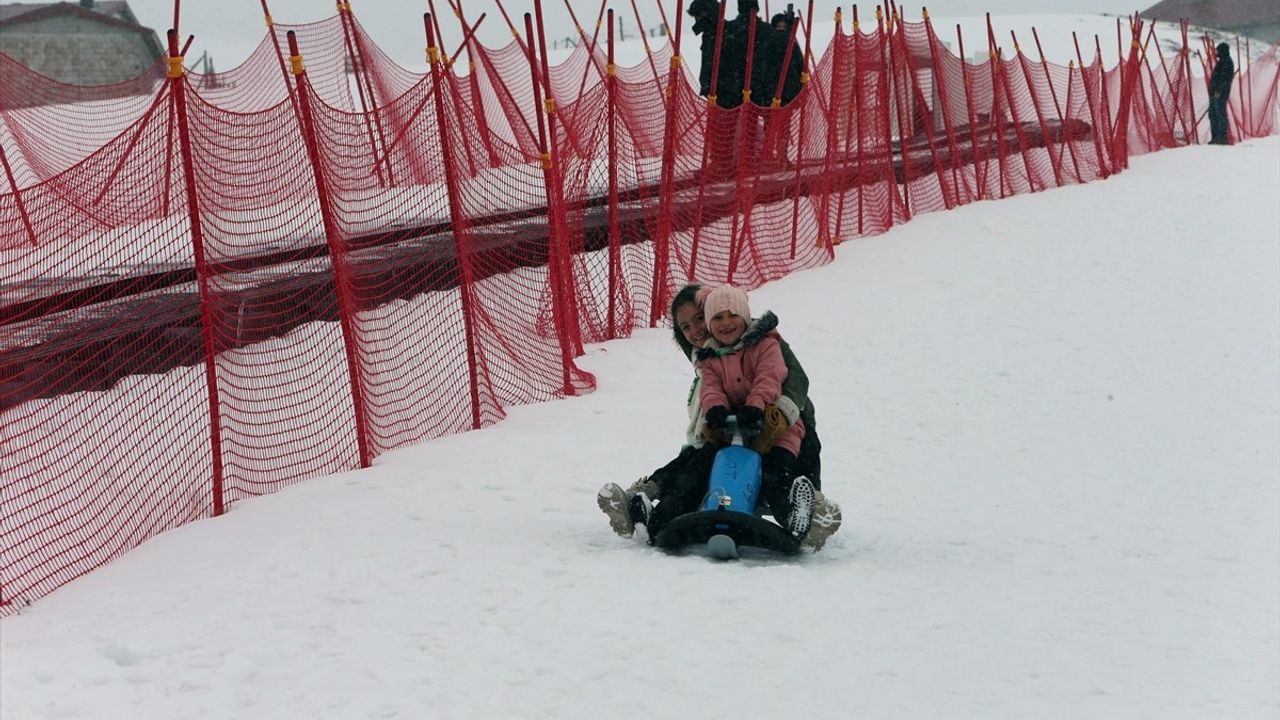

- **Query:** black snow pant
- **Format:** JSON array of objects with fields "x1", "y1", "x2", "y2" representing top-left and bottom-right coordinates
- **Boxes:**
[
  {"x1": 794, "y1": 422, "x2": 822, "y2": 491},
  {"x1": 1209, "y1": 94, "x2": 1231, "y2": 144},
  {"x1": 645, "y1": 444, "x2": 720, "y2": 541},
  {"x1": 757, "y1": 447, "x2": 799, "y2": 528}
]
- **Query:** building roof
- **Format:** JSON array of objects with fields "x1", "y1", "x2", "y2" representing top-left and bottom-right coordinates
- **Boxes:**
[
  {"x1": 1, "y1": 2, "x2": 143, "y2": 29},
  {"x1": 1141, "y1": 0, "x2": 1280, "y2": 28},
  {"x1": 0, "y1": 2, "x2": 163, "y2": 59}
]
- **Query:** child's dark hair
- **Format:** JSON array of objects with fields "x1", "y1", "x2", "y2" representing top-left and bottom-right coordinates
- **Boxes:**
[{"x1": 670, "y1": 283, "x2": 703, "y2": 357}]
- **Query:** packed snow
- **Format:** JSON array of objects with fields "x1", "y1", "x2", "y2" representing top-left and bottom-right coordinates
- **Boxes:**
[{"x1": 2, "y1": 130, "x2": 1276, "y2": 718}]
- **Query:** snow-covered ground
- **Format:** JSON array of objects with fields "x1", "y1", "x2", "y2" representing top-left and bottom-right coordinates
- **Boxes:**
[{"x1": 2, "y1": 131, "x2": 1276, "y2": 718}]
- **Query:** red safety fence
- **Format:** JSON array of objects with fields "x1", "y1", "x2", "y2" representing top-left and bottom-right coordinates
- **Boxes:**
[{"x1": 1, "y1": 4, "x2": 1276, "y2": 612}]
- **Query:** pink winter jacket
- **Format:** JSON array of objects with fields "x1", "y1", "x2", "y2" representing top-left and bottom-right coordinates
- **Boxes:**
[{"x1": 698, "y1": 331, "x2": 806, "y2": 456}]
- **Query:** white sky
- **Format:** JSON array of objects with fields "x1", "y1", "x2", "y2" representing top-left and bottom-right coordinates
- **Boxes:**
[{"x1": 116, "y1": 0, "x2": 1151, "y2": 68}]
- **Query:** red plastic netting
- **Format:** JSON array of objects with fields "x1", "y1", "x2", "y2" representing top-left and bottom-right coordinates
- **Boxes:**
[{"x1": 2, "y1": 7, "x2": 1277, "y2": 612}]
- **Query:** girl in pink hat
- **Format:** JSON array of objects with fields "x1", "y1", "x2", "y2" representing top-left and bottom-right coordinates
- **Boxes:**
[{"x1": 691, "y1": 283, "x2": 816, "y2": 540}]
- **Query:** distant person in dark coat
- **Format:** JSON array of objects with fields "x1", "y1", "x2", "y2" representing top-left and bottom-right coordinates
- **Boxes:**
[
  {"x1": 1208, "y1": 42, "x2": 1235, "y2": 145},
  {"x1": 688, "y1": 0, "x2": 743, "y2": 108}
]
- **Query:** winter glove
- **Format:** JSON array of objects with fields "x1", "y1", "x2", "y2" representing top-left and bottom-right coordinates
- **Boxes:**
[
  {"x1": 736, "y1": 405, "x2": 764, "y2": 434},
  {"x1": 751, "y1": 403, "x2": 789, "y2": 455},
  {"x1": 704, "y1": 405, "x2": 730, "y2": 431}
]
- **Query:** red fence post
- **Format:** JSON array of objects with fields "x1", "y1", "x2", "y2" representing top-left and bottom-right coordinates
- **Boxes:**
[
  {"x1": 335, "y1": 1, "x2": 391, "y2": 187},
  {"x1": 688, "y1": 0, "x2": 730, "y2": 279},
  {"x1": 875, "y1": 9, "x2": 902, "y2": 227},
  {"x1": 1033, "y1": 27, "x2": 1085, "y2": 184},
  {"x1": 285, "y1": 31, "x2": 372, "y2": 467},
  {"x1": 0, "y1": 140, "x2": 37, "y2": 248},
  {"x1": 605, "y1": 9, "x2": 622, "y2": 338},
  {"x1": 956, "y1": 24, "x2": 988, "y2": 200},
  {"x1": 521, "y1": 13, "x2": 576, "y2": 392},
  {"x1": 1073, "y1": 33, "x2": 1111, "y2": 176},
  {"x1": 825, "y1": 8, "x2": 849, "y2": 245},
  {"x1": 650, "y1": 0, "x2": 685, "y2": 321},
  {"x1": 425, "y1": 16, "x2": 483, "y2": 428},
  {"x1": 164, "y1": 29, "x2": 226, "y2": 514},
  {"x1": 924, "y1": 11, "x2": 972, "y2": 204},
  {"x1": 1012, "y1": 30, "x2": 1063, "y2": 188}
]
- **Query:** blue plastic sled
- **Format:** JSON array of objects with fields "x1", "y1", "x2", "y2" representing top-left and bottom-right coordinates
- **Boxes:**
[{"x1": 652, "y1": 421, "x2": 800, "y2": 558}]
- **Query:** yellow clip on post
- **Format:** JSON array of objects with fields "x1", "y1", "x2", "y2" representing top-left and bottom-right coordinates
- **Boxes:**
[
  {"x1": 607, "y1": 63, "x2": 617, "y2": 77},
  {"x1": 742, "y1": 89, "x2": 751, "y2": 102},
  {"x1": 540, "y1": 152, "x2": 552, "y2": 169},
  {"x1": 264, "y1": 14, "x2": 273, "y2": 27},
  {"x1": 707, "y1": 94, "x2": 717, "y2": 106},
  {"x1": 800, "y1": 72, "x2": 810, "y2": 85},
  {"x1": 671, "y1": 56, "x2": 682, "y2": 69},
  {"x1": 427, "y1": 47, "x2": 439, "y2": 65},
  {"x1": 544, "y1": 98, "x2": 556, "y2": 114},
  {"x1": 771, "y1": 98, "x2": 781, "y2": 108},
  {"x1": 167, "y1": 56, "x2": 185, "y2": 78},
  {"x1": 290, "y1": 54, "x2": 304, "y2": 75}
]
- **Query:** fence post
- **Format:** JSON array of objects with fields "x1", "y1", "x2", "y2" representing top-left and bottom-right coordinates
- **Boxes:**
[
  {"x1": 335, "y1": 0, "x2": 392, "y2": 187},
  {"x1": 521, "y1": 13, "x2": 576, "y2": 393},
  {"x1": 688, "y1": 0, "x2": 730, "y2": 280},
  {"x1": 1073, "y1": 33, "x2": 1111, "y2": 176},
  {"x1": 1033, "y1": 27, "x2": 1085, "y2": 184},
  {"x1": 650, "y1": 0, "x2": 685, "y2": 317},
  {"x1": 605, "y1": 9, "x2": 622, "y2": 338},
  {"x1": 1012, "y1": 30, "x2": 1064, "y2": 188},
  {"x1": 285, "y1": 31, "x2": 372, "y2": 467},
  {"x1": 956, "y1": 24, "x2": 988, "y2": 200},
  {"x1": 424, "y1": 16, "x2": 483, "y2": 428},
  {"x1": 165, "y1": 29, "x2": 226, "y2": 514},
  {"x1": 924, "y1": 11, "x2": 972, "y2": 204},
  {"x1": 0, "y1": 139, "x2": 36, "y2": 248}
]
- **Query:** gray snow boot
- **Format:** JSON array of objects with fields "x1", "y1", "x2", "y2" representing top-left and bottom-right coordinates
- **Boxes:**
[
  {"x1": 802, "y1": 491, "x2": 842, "y2": 550},
  {"x1": 597, "y1": 483, "x2": 635, "y2": 536}
]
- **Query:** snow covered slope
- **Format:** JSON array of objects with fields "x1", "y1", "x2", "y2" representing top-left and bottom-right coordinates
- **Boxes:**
[{"x1": 2, "y1": 133, "x2": 1276, "y2": 718}]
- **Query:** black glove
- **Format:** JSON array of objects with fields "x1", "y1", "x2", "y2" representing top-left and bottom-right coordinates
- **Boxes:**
[
  {"x1": 705, "y1": 405, "x2": 729, "y2": 431},
  {"x1": 737, "y1": 405, "x2": 764, "y2": 434}
]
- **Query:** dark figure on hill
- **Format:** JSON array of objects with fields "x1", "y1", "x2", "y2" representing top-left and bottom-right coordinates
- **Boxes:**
[
  {"x1": 1208, "y1": 42, "x2": 1235, "y2": 145},
  {"x1": 688, "y1": 0, "x2": 743, "y2": 108},
  {"x1": 724, "y1": 0, "x2": 772, "y2": 107},
  {"x1": 768, "y1": 11, "x2": 804, "y2": 107}
]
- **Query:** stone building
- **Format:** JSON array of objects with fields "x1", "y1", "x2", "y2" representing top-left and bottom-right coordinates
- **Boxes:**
[
  {"x1": 0, "y1": 1, "x2": 164, "y2": 85},
  {"x1": 1142, "y1": 0, "x2": 1280, "y2": 45}
]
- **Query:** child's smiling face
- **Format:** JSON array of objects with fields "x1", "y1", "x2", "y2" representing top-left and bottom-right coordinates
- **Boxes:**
[{"x1": 709, "y1": 310, "x2": 746, "y2": 345}]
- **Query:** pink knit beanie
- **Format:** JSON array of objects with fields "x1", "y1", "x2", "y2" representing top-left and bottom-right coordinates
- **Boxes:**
[{"x1": 698, "y1": 283, "x2": 751, "y2": 321}]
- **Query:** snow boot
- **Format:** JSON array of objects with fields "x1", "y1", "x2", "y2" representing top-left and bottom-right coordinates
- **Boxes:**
[
  {"x1": 597, "y1": 483, "x2": 634, "y2": 537},
  {"x1": 629, "y1": 491, "x2": 653, "y2": 529},
  {"x1": 786, "y1": 475, "x2": 816, "y2": 541},
  {"x1": 803, "y1": 491, "x2": 842, "y2": 550}
]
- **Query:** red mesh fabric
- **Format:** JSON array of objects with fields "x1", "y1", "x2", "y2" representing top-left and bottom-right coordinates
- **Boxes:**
[{"x1": 2, "y1": 10, "x2": 1277, "y2": 612}]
